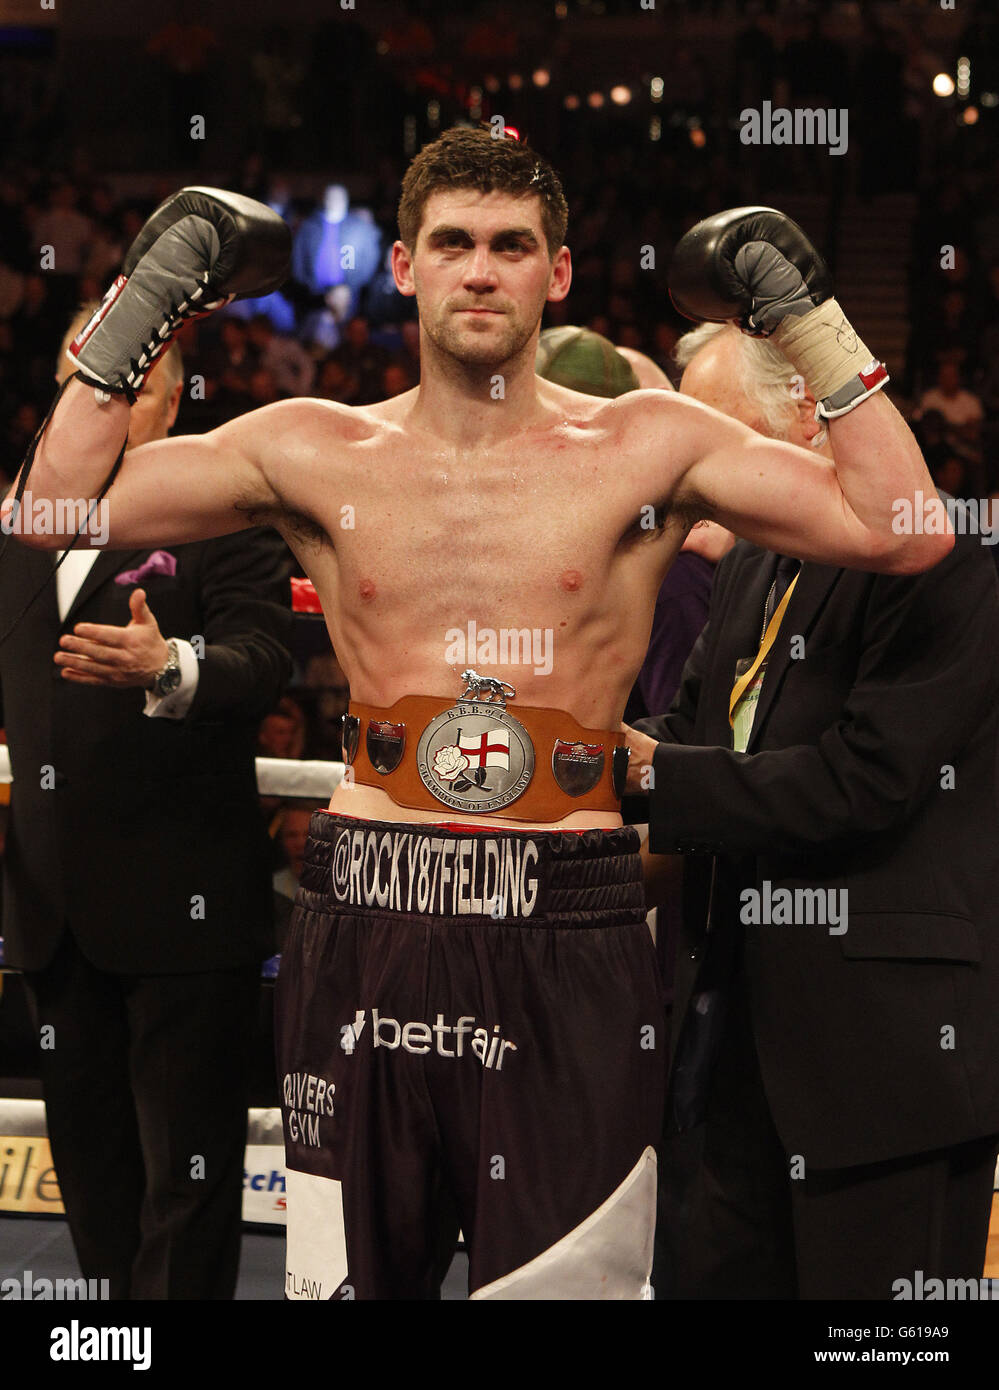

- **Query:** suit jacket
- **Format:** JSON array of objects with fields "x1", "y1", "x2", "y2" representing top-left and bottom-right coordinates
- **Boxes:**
[
  {"x1": 0, "y1": 528, "x2": 293, "y2": 974},
  {"x1": 637, "y1": 524, "x2": 999, "y2": 1169}
]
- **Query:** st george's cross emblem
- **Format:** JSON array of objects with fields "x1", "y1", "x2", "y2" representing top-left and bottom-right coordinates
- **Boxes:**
[{"x1": 416, "y1": 669, "x2": 534, "y2": 813}]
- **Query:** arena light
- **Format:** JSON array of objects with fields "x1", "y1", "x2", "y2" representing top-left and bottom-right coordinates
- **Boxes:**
[
  {"x1": 957, "y1": 56, "x2": 971, "y2": 99},
  {"x1": 982, "y1": 92, "x2": 999, "y2": 108},
  {"x1": 587, "y1": 91, "x2": 605, "y2": 108},
  {"x1": 533, "y1": 68, "x2": 550, "y2": 87},
  {"x1": 484, "y1": 75, "x2": 501, "y2": 93},
  {"x1": 650, "y1": 77, "x2": 664, "y2": 102},
  {"x1": 508, "y1": 73, "x2": 524, "y2": 90},
  {"x1": 564, "y1": 94, "x2": 581, "y2": 110},
  {"x1": 962, "y1": 105, "x2": 979, "y2": 125},
  {"x1": 610, "y1": 85, "x2": 632, "y2": 106},
  {"x1": 649, "y1": 116, "x2": 662, "y2": 142},
  {"x1": 933, "y1": 73, "x2": 955, "y2": 98},
  {"x1": 689, "y1": 127, "x2": 707, "y2": 148}
]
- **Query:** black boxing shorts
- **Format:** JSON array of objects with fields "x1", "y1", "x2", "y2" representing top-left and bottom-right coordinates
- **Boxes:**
[{"x1": 274, "y1": 811, "x2": 666, "y2": 1300}]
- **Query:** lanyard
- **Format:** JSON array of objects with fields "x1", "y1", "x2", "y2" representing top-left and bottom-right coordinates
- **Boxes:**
[{"x1": 728, "y1": 572, "x2": 799, "y2": 727}]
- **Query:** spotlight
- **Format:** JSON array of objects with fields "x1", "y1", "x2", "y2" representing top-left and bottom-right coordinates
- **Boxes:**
[
  {"x1": 564, "y1": 94, "x2": 580, "y2": 110},
  {"x1": 610, "y1": 86, "x2": 632, "y2": 106},
  {"x1": 587, "y1": 91, "x2": 605, "y2": 108},
  {"x1": 650, "y1": 77, "x2": 664, "y2": 102},
  {"x1": 962, "y1": 105, "x2": 979, "y2": 125},
  {"x1": 508, "y1": 73, "x2": 524, "y2": 90},
  {"x1": 533, "y1": 69, "x2": 551, "y2": 88},
  {"x1": 933, "y1": 73, "x2": 955, "y2": 98}
]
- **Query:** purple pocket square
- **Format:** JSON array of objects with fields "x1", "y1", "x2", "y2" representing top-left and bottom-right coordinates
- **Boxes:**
[{"x1": 114, "y1": 551, "x2": 178, "y2": 586}]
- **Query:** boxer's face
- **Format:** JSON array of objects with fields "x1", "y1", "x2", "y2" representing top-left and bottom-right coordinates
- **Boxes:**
[{"x1": 392, "y1": 189, "x2": 570, "y2": 369}]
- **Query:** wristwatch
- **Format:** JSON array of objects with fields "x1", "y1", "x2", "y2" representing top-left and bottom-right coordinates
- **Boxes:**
[{"x1": 149, "y1": 639, "x2": 182, "y2": 698}]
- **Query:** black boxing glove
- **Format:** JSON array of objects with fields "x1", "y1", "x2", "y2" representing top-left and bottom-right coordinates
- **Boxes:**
[
  {"x1": 669, "y1": 205, "x2": 832, "y2": 332},
  {"x1": 670, "y1": 206, "x2": 888, "y2": 419},
  {"x1": 69, "y1": 187, "x2": 291, "y2": 402}
]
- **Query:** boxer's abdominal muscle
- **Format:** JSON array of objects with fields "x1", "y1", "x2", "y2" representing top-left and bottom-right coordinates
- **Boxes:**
[{"x1": 257, "y1": 399, "x2": 690, "y2": 829}]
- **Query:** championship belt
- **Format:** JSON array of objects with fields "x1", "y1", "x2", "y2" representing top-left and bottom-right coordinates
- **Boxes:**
[{"x1": 343, "y1": 669, "x2": 629, "y2": 822}]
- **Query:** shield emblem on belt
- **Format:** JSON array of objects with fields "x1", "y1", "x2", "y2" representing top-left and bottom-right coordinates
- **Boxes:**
[
  {"x1": 341, "y1": 714, "x2": 360, "y2": 765},
  {"x1": 552, "y1": 740, "x2": 605, "y2": 797},
  {"x1": 366, "y1": 720, "x2": 406, "y2": 775}
]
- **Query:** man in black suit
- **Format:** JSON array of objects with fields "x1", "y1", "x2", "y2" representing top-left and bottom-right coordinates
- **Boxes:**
[
  {"x1": 625, "y1": 322, "x2": 999, "y2": 1300},
  {"x1": 0, "y1": 320, "x2": 294, "y2": 1298}
]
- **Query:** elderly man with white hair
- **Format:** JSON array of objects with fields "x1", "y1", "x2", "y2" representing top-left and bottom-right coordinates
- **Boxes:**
[{"x1": 625, "y1": 322, "x2": 999, "y2": 1301}]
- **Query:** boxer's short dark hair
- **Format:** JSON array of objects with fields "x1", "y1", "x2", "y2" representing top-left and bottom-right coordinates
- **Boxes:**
[{"x1": 398, "y1": 126, "x2": 569, "y2": 258}]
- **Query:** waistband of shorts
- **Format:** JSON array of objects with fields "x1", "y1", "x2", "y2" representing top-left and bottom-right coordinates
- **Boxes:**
[{"x1": 296, "y1": 810, "x2": 646, "y2": 929}]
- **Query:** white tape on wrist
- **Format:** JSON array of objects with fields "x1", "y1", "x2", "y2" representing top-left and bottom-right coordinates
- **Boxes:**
[{"x1": 772, "y1": 296, "x2": 879, "y2": 402}]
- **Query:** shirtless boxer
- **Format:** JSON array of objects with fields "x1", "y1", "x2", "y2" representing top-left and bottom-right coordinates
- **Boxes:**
[{"x1": 4, "y1": 129, "x2": 950, "y2": 1300}]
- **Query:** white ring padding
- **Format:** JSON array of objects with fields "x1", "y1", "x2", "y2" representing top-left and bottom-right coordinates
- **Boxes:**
[
  {"x1": 254, "y1": 757, "x2": 344, "y2": 798},
  {"x1": 0, "y1": 746, "x2": 344, "y2": 800}
]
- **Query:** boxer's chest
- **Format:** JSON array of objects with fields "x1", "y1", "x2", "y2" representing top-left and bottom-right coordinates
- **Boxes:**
[{"x1": 326, "y1": 433, "x2": 626, "y2": 613}]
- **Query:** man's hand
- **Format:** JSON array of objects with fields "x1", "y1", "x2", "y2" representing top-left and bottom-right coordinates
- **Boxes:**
[
  {"x1": 54, "y1": 589, "x2": 170, "y2": 689},
  {"x1": 621, "y1": 722, "x2": 659, "y2": 796},
  {"x1": 681, "y1": 519, "x2": 735, "y2": 563}
]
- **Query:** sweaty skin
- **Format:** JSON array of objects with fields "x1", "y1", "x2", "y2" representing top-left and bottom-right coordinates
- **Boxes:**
[{"x1": 7, "y1": 189, "x2": 951, "y2": 829}]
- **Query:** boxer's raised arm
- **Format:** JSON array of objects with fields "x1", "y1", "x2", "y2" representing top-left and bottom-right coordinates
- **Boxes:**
[
  {"x1": 2, "y1": 185, "x2": 292, "y2": 549},
  {"x1": 647, "y1": 388, "x2": 949, "y2": 574},
  {"x1": 4, "y1": 379, "x2": 289, "y2": 549},
  {"x1": 651, "y1": 206, "x2": 952, "y2": 574}
]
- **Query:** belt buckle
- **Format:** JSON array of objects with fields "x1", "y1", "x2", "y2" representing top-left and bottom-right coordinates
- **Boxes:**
[{"x1": 416, "y1": 669, "x2": 535, "y2": 814}]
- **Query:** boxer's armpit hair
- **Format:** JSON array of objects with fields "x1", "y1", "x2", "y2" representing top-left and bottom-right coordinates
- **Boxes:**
[
  {"x1": 666, "y1": 493, "x2": 710, "y2": 532},
  {"x1": 233, "y1": 493, "x2": 332, "y2": 550},
  {"x1": 619, "y1": 494, "x2": 706, "y2": 548},
  {"x1": 664, "y1": 487, "x2": 716, "y2": 534},
  {"x1": 645, "y1": 493, "x2": 710, "y2": 536}
]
